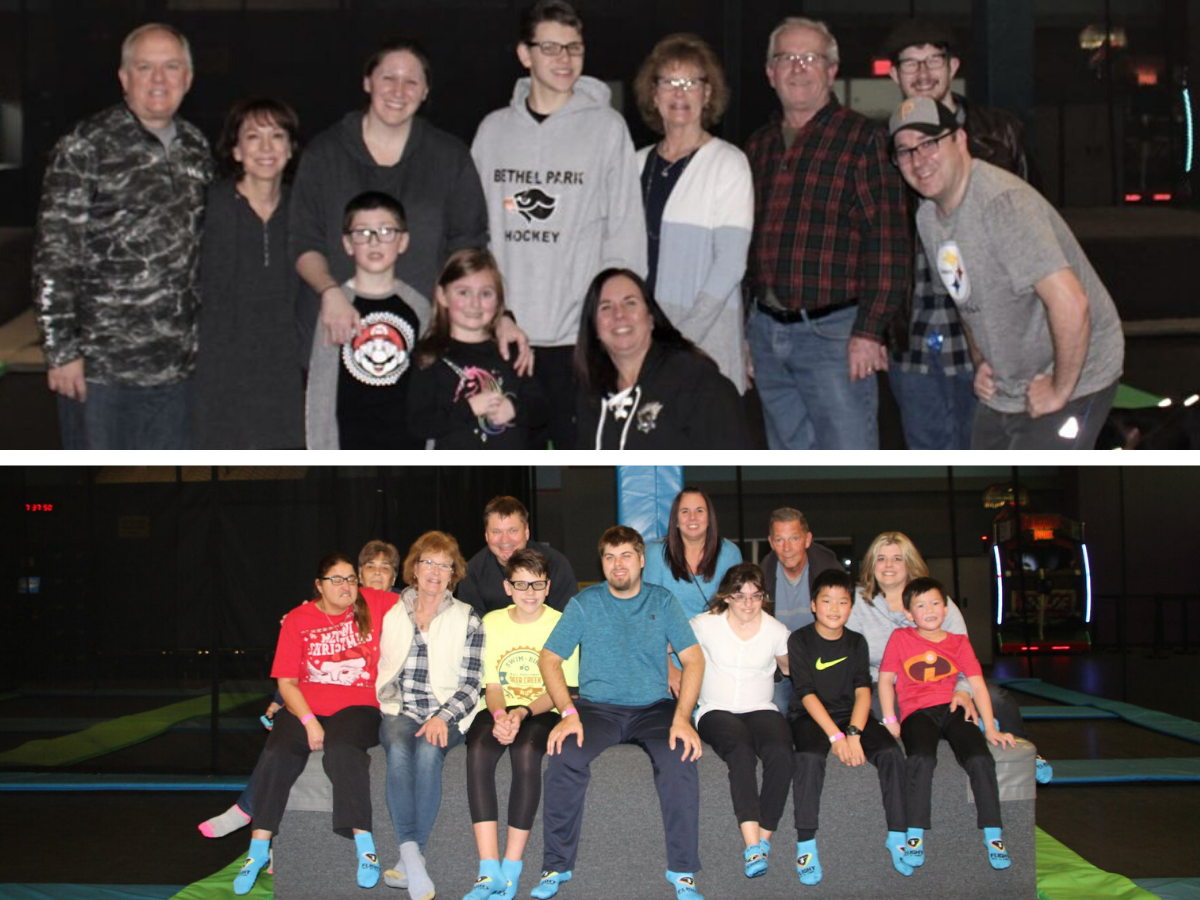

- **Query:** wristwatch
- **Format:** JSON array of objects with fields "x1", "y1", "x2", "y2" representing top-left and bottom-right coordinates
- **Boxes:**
[{"x1": 845, "y1": 725, "x2": 862, "y2": 737}]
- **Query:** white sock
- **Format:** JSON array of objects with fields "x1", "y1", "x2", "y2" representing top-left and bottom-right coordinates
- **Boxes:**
[{"x1": 400, "y1": 841, "x2": 434, "y2": 900}]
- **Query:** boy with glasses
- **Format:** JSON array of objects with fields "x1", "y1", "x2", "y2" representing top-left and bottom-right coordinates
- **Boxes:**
[
  {"x1": 471, "y1": 0, "x2": 646, "y2": 450},
  {"x1": 305, "y1": 190, "x2": 430, "y2": 449},
  {"x1": 882, "y1": 18, "x2": 1035, "y2": 450}
]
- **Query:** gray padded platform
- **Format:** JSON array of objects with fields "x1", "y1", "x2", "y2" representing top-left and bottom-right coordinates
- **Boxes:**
[{"x1": 274, "y1": 738, "x2": 1037, "y2": 900}]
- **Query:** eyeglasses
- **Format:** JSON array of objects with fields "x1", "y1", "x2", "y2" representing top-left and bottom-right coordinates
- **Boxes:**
[
  {"x1": 345, "y1": 226, "x2": 404, "y2": 245},
  {"x1": 656, "y1": 76, "x2": 708, "y2": 93},
  {"x1": 320, "y1": 574, "x2": 359, "y2": 586},
  {"x1": 891, "y1": 130, "x2": 954, "y2": 166},
  {"x1": 527, "y1": 40, "x2": 585, "y2": 57},
  {"x1": 769, "y1": 51, "x2": 827, "y2": 69},
  {"x1": 507, "y1": 579, "x2": 549, "y2": 591},
  {"x1": 896, "y1": 52, "x2": 948, "y2": 75},
  {"x1": 419, "y1": 558, "x2": 454, "y2": 572},
  {"x1": 731, "y1": 592, "x2": 767, "y2": 604}
]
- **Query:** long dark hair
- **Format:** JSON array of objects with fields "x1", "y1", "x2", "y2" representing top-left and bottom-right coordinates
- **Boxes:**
[
  {"x1": 315, "y1": 552, "x2": 372, "y2": 642},
  {"x1": 664, "y1": 486, "x2": 721, "y2": 582},
  {"x1": 573, "y1": 267, "x2": 697, "y2": 398},
  {"x1": 415, "y1": 248, "x2": 506, "y2": 367}
]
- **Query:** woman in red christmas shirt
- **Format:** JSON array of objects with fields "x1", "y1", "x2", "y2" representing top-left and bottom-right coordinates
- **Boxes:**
[{"x1": 232, "y1": 551, "x2": 399, "y2": 895}]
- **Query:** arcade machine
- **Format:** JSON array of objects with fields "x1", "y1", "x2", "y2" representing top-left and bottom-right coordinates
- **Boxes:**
[{"x1": 988, "y1": 486, "x2": 1092, "y2": 654}]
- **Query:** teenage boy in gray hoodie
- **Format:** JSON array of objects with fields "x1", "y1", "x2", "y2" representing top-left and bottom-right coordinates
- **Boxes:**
[{"x1": 471, "y1": 0, "x2": 647, "y2": 449}]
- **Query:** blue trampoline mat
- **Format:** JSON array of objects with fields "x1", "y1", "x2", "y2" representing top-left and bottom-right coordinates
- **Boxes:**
[
  {"x1": 998, "y1": 679, "x2": 1200, "y2": 744},
  {"x1": 0, "y1": 886, "x2": 182, "y2": 900},
  {"x1": 1050, "y1": 757, "x2": 1200, "y2": 784},
  {"x1": 1134, "y1": 878, "x2": 1200, "y2": 900},
  {"x1": 0, "y1": 773, "x2": 247, "y2": 792}
]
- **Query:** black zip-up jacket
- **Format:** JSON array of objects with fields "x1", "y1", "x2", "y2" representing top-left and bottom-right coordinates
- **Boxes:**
[{"x1": 33, "y1": 103, "x2": 213, "y2": 385}]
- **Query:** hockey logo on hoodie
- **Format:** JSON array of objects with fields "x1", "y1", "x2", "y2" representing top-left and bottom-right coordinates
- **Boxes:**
[
  {"x1": 507, "y1": 188, "x2": 556, "y2": 223},
  {"x1": 496, "y1": 168, "x2": 584, "y2": 243}
]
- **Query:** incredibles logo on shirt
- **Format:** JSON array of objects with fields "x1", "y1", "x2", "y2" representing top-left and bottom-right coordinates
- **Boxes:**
[{"x1": 902, "y1": 649, "x2": 959, "y2": 683}]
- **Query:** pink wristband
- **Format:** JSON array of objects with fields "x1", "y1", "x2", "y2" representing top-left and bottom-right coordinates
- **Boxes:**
[
  {"x1": 829, "y1": 732, "x2": 846, "y2": 744},
  {"x1": 881, "y1": 715, "x2": 898, "y2": 724},
  {"x1": 492, "y1": 709, "x2": 505, "y2": 720},
  {"x1": 300, "y1": 713, "x2": 316, "y2": 725},
  {"x1": 560, "y1": 706, "x2": 578, "y2": 718}
]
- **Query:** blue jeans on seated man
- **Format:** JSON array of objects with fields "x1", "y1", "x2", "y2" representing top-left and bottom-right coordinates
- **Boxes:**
[
  {"x1": 379, "y1": 711, "x2": 466, "y2": 849},
  {"x1": 746, "y1": 305, "x2": 878, "y2": 450},
  {"x1": 888, "y1": 354, "x2": 977, "y2": 451},
  {"x1": 57, "y1": 378, "x2": 191, "y2": 450}
]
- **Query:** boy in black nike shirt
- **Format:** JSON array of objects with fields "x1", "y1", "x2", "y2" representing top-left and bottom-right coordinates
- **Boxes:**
[{"x1": 787, "y1": 569, "x2": 912, "y2": 886}]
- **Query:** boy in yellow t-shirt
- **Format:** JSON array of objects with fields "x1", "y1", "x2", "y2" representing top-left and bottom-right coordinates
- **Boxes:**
[{"x1": 463, "y1": 547, "x2": 579, "y2": 900}]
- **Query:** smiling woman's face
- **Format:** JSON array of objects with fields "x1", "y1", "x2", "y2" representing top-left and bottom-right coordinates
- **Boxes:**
[{"x1": 595, "y1": 274, "x2": 653, "y2": 361}]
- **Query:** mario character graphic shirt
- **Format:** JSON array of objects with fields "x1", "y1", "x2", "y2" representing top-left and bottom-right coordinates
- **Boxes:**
[{"x1": 336, "y1": 293, "x2": 423, "y2": 449}]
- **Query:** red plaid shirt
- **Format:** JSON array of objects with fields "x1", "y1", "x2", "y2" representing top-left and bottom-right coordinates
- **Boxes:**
[{"x1": 745, "y1": 97, "x2": 912, "y2": 341}]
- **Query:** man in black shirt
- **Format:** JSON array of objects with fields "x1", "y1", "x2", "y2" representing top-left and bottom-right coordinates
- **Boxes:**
[{"x1": 456, "y1": 495, "x2": 577, "y2": 616}]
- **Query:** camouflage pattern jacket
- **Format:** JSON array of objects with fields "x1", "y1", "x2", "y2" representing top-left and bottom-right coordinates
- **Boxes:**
[{"x1": 33, "y1": 103, "x2": 213, "y2": 386}]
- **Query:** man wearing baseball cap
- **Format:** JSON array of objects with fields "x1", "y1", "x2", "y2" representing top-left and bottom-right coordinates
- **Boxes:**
[
  {"x1": 882, "y1": 18, "x2": 1035, "y2": 450},
  {"x1": 889, "y1": 96, "x2": 1124, "y2": 449}
]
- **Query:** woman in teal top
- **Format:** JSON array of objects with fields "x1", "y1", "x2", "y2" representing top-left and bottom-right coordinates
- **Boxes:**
[{"x1": 643, "y1": 485, "x2": 743, "y2": 695}]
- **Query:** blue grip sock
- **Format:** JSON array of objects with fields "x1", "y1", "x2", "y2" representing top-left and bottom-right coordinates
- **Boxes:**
[
  {"x1": 886, "y1": 831, "x2": 914, "y2": 876},
  {"x1": 759, "y1": 837, "x2": 771, "y2": 859},
  {"x1": 665, "y1": 870, "x2": 704, "y2": 900},
  {"x1": 498, "y1": 858, "x2": 522, "y2": 900},
  {"x1": 1036, "y1": 756, "x2": 1054, "y2": 784},
  {"x1": 233, "y1": 837, "x2": 271, "y2": 895},
  {"x1": 743, "y1": 843, "x2": 768, "y2": 878},
  {"x1": 984, "y1": 827, "x2": 1012, "y2": 869},
  {"x1": 905, "y1": 828, "x2": 925, "y2": 867},
  {"x1": 462, "y1": 859, "x2": 504, "y2": 900},
  {"x1": 795, "y1": 839, "x2": 822, "y2": 885},
  {"x1": 530, "y1": 869, "x2": 571, "y2": 899},
  {"x1": 354, "y1": 832, "x2": 380, "y2": 889}
]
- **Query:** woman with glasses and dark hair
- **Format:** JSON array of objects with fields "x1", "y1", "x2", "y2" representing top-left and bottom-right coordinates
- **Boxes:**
[
  {"x1": 632, "y1": 34, "x2": 754, "y2": 395},
  {"x1": 192, "y1": 97, "x2": 304, "y2": 448},
  {"x1": 288, "y1": 38, "x2": 530, "y2": 370},
  {"x1": 231, "y1": 552, "x2": 399, "y2": 895},
  {"x1": 688, "y1": 563, "x2": 793, "y2": 880},
  {"x1": 573, "y1": 268, "x2": 749, "y2": 450},
  {"x1": 376, "y1": 530, "x2": 484, "y2": 900}
]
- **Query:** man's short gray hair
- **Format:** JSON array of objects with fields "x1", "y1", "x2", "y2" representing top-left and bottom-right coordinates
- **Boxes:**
[
  {"x1": 769, "y1": 507, "x2": 810, "y2": 532},
  {"x1": 766, "y1": 16, "x2": 840, "y2": 67},
  {"x1": 121, "y1": 23, "x2": 193, "y2": 72}
]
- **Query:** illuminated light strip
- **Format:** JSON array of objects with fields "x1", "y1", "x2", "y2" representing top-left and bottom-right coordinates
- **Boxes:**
[
  {"x1": 994, "y1": 545, "x2": 1004, "y2": 625},
  {"x1": 1082, "y1": 543, "x2": 1093, "y2": 623},
  {"x1": 1184, "y1": 87, "x2": 1194, "y2": 174}
]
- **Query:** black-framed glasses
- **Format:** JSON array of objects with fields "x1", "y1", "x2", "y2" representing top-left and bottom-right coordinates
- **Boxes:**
[
  {"x1": 507, "y1": 579, "x2": 549, "y2": 591},
  {"x1": 655, "y1": 76, "x2": 708, "y2": 93},
  {"x1": 320, "y1": 574, "x2": 359, "y2": 586},
  {"x1": 345, "y1": 226, "x2": 404, "y2": 245},
  {"x1": 892, "y1": 130, "x2": 955, "y2": 166},
  {"x1": 896, "y1": 52, "x2": 948, "y2": 75},
  {"x1": 527, "y1": 40, "x2": 585, "y2": 57},
  {"x1": 769, "y1": 51, "x2": 827, "y2": 69}
]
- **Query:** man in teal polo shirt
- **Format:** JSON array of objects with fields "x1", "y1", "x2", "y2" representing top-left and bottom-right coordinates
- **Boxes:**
[{"x1": 535, "y1": 525, "x2": 706, "y2": 900}]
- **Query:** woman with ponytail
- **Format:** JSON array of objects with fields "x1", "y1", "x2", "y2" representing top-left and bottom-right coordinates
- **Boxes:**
[{"x1": 232, "y1": 552, "x2": 399, "y2": 895}]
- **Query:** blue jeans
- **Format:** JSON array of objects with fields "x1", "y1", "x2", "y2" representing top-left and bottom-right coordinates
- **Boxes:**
[
  {"x1": 888, "y1": 357, "x2": 977, "y2": 450},
  {"x1": 379, "y1": 712, "x2": 466, "y2": 849},
  {"x1": 746, "y1": 305, "x2": 878, "y2": 449},
  {"x1": 772, "y1": 677, "x2": 793, "y2": 716},
  {"x1": 57, "y1": 378, "x2": 191, "y2": 449}
]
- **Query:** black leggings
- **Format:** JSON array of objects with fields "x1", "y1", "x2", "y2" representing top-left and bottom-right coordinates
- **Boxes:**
[
  {"x1": 901, "y1": 703, "x2": 1002, "y2": 829},
  {"x1": 465, "y1": 707, "x2": 557, "y2": 830},
  {"x1": 696, "y1": 709, "x2": 793, "y2": 831}
]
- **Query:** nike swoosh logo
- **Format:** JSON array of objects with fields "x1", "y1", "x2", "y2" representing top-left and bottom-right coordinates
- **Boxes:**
[{"x1": 815, "y1": 656, "x2": 847, "y2": 670}]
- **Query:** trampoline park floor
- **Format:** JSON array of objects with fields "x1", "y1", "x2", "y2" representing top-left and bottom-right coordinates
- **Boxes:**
[{"x1": 2, "y1": 646, "x2": 1199, "y2": 900}]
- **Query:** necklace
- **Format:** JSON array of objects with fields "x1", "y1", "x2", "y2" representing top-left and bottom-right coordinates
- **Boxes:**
[{"x1": 317, "y1": 600, "x2": 350, "y2": 628}]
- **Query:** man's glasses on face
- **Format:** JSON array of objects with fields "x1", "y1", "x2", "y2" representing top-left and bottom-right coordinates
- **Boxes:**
[
  {"x1": 507, "y1": 579, "x2": 549, "y2": 592},
  {"x1": 896, "y1": 52, "x2": 948, "y2": 74},
  {"x1": 891, "y1": 130, "x2": 954, "y2": 166},
  {"x1": 769, "y1": 51, "x2": 827, "y2": 70},
  {"x1": 527, "y1": 40, "x2": 585, "y2": 57},
  {"x1": 345, "y1": 226, "x2": 404, "y2": 245}
]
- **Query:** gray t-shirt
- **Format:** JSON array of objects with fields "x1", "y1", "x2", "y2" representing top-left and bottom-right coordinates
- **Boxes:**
[
  {"x1": 916, "y1": 160, "x2": 1124, "y2": 413},
  {"x1": 773, "y1": 561, "x2": 814, "y2": 633}
]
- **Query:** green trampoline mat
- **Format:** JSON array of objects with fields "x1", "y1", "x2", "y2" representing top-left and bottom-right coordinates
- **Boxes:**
[
  {"x1": 1037, "y1": 827, "x2": 1158, "y2": 900},
  {"x1": 0, "y1": 693, "x2": 266, "y2": 767}
]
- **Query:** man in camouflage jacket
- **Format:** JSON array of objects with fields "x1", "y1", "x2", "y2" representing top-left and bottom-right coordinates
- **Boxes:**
[{"x1": 33, "y1": 23, "x2": 213, "y2": 449}]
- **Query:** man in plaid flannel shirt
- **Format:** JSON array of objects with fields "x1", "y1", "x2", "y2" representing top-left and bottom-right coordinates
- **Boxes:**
[
  {"x1": 883, "y1": 18, "x2": 1034, "y2": 450},
  {"x1": 744, "y1": 17, "x2": 910, "y2": 450}
]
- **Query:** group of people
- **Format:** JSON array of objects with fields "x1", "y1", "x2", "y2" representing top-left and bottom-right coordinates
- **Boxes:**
[
  {"x1": 33, "y1": 6, "x2": 1123, "y2": 450},
  {"x1": 200, "y1": 489, "x2": 1045, "y2": 900}
]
